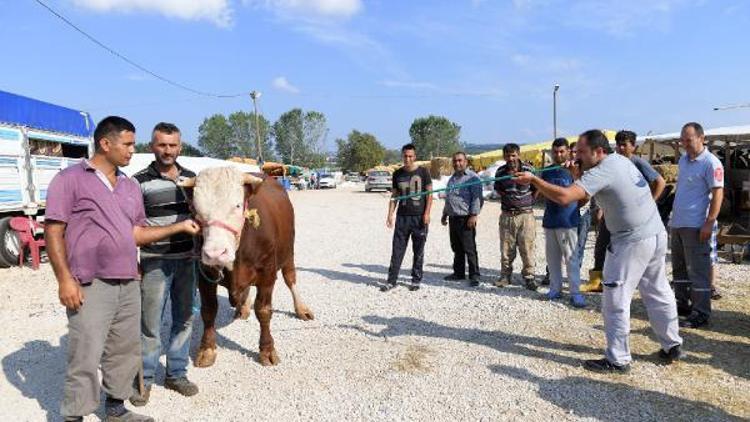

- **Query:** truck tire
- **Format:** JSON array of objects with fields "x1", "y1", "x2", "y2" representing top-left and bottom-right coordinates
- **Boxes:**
[{"x1": 0, "y1": 217, "x2": 20, "y2": 268}]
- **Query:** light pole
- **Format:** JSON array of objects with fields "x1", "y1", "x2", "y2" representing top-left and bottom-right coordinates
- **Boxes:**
[
  {"x1": 249, "y1": 91, "x2": 263, "y2": 164},
  {"x1": 553, "y1": 84, "x2": 560, "y2": 139}
]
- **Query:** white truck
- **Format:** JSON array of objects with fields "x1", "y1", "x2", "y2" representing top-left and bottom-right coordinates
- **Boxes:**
[{"x1": 0, "y1": 90, "x2": 93, "y2": 267}]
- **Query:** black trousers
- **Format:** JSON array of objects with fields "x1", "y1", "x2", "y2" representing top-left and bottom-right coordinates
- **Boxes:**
[
  {"x1": 387, "y1": 215, "x2": 428, "y2": 285},
  {"x1": 449, "y1": 216, "x2": 480, "y2": 278},
  {"x1": 593, "y1": 218, "x2": 611, "y2": 272}
]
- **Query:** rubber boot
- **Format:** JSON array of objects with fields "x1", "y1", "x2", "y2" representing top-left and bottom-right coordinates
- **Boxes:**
[{"x1": 580, "y1": 270, "x2": 603, "y2": 293}]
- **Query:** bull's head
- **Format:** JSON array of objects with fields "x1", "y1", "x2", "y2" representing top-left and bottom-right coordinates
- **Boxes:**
[{"x1": 178, "y1": 167, "x2": 263, "y2": 270}]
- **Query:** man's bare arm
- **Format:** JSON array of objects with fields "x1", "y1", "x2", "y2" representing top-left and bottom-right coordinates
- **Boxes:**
[
  {"x1": 650, "y1": 175, "x2": 666, "y2": 200},
  {"x1": 514, "y1": 172, "x2": 588, "y2": 206},
  {"x1": 45, "y1": 221, "x2": 84, "y2": 310},
  {"x1": 133, "y1": 220, "x2": 200, "y2": 246}
]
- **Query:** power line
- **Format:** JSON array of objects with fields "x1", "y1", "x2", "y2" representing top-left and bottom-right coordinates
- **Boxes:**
[{"x1": 34, "y1": 0, "x2": 247, "y2": 98}]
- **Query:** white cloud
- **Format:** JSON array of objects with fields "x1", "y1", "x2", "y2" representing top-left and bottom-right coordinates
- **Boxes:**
[
  {"x1": 248, "y1": 0, "x2": 363, "y2": 19},
  {"x1": 73, "y1": 0, "x2": 233, "y2": 27},
  {"x1": 272, "y1": 76, "x2": 300, "y2": 93}
]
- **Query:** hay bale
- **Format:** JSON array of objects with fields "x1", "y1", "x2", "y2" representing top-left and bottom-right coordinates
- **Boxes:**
[
  {"x1": 653, "y1": 164, "x2": 679, "y2": 183},
  {"x1": 430, "y1": 157, "x2": 453, "y2": 179}
]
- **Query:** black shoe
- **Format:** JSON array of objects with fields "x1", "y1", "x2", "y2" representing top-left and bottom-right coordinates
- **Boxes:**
[
  {"x1": 128, "y1": 385, "x2": 151, "y2": 407},
  {"x1": 408, "y1": 283, "x2": 420, "y2": 292},
  {"x1": 679, "y1": 312, "x2": 709, "y2": 329},
  {"x1": 469, "y1": 277, "x2": 480, "y2": 287},
  {"x1": 443, "y1": 274, "x2": 465, "y2": 281},
  {"x1": 677, "y1": 302, "x2": 692, "y2": 317},
  {"x1": 379, "y1": 283, "x2": 397, "y2": 292},
  {"x1": 583, "y1": 358, "x2": 630, "y2": 374},
  {"x1": 541, "y1": 275, "x2": 550, "y2": 286},
  {"x1": 524, "y1": 277, "x2": 538, "y2": 291},
  {"x1": 658, "y1": 345, "x2": 684, "y2": 364}
]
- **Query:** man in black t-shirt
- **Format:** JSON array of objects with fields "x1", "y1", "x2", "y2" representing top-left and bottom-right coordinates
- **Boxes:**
[{"x1": 382, "y1": 144, "x2": 433, "y2": 292}]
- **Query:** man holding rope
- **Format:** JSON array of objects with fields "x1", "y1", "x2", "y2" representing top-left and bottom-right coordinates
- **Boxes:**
[{"x1": 514, "y1": 129, "x2": 682, "y2": 373}]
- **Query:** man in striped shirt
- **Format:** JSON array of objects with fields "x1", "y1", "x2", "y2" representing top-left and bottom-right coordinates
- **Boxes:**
[{"x1": 130, "y1": 123, "x2": 199, "y2": 405}]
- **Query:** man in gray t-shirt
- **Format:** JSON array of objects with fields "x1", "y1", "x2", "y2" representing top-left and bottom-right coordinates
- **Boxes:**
[{"x1": 514, "y1": 129, "x2": 682, "y2": 374}]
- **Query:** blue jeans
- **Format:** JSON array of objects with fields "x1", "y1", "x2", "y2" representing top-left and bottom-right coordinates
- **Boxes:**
[
  {"x1": 576, "y1": 209, "x2": 592, "y2": 270},
  {"x1": 140, "y1": 258, "x2": 197, "y2": 385}
]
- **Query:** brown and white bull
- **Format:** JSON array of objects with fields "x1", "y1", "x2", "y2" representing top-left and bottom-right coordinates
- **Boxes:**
[{"x1": 179, "y1": 167, "x2": 313, "y2": 367}]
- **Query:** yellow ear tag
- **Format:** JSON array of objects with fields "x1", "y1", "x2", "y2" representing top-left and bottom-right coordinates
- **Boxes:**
[{"x1": 244, "y1": 208, "x2": 261, "y2": 229}]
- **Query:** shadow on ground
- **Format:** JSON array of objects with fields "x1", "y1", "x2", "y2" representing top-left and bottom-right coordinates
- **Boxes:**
[
  {"x1": 342, "y1": 315, "x2": 600, "y2": 369},
  {"x1": 2, "y1": 336, "x2": 67, "y2": 421},
  {"x1": 490, "y1": 364, "x2": 744, "y2": 421}
]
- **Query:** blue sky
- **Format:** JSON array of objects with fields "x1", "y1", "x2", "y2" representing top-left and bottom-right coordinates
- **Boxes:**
[{"x1": 2, "y1": 0, "x2": 750, "y2": 151}]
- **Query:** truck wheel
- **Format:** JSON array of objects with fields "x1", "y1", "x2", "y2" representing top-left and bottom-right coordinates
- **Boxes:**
[{"x1": 0, "y1": 217, "x2": 20, "y2": 268}]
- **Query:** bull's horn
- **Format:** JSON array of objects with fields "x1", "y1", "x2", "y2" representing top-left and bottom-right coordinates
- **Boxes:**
[
  {"x1": 243, "y1": 173, "x2": 263, "y2": 186},
  {"x1": 177, "y1": 176, "x2": 196, "y2": 187}
]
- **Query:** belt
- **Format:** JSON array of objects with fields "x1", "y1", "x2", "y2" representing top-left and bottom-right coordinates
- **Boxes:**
[{"x1": 501, "y1": 209, "x2": 533, "y2": 216}]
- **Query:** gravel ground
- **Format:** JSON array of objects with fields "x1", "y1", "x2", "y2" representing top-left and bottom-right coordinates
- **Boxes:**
[{"x1": 0, "y1": 184, "x2": 748, "y2": 421}]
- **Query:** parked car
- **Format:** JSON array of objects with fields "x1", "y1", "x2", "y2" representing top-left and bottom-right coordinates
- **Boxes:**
[
  {"x1": 318, "y1": 174, "x2": 337, "y2": 189},
  {"x1": 365, "y1": 170, "x2": 392, "y2": 192},
  {"x1": 345, "y1": 172, "x2": 360, "y2": 182}
]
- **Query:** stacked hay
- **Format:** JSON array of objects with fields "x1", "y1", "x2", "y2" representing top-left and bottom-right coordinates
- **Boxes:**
[
  {"x1": 653, "y1": 164, "x2": 679, "y2": 183},
  {"x1": 414, "y1": 160, "x2": 432, "y2": 175},
  {"x1": 430, "y1": 157, "x2": 453, "y2": 179}
]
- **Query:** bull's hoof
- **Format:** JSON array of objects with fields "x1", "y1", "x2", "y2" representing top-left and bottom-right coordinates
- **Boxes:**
[
  {"x1": 259, "y1": 348, "x2": 280, "y2": 366},
  {"x1": 295, "y1": 305, "x2": 315, "y2": 321},
  {"x1": 234, "y1": 304, "x2": 251, "y2": 320},
  {"x1": 195, "y1": 347, "x2": 217, "y2": 368}
]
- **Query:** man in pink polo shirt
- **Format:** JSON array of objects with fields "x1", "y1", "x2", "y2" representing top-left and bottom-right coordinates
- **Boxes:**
[{"x1": 45, "y1": 116, "x2": 200, "y2": 422}]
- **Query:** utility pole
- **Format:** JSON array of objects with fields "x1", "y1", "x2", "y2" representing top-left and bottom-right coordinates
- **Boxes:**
[
  {"x1": 553, "y1": 84, "x2": 560, "y2": 139},
  {"x1": 249, "y1": 91, "x2": 263, "y2": 164}
]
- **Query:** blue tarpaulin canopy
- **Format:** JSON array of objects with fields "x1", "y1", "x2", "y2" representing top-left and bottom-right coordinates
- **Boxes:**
[{"x1": 0, "y1": 90, "x2": 94, "y2": 138}]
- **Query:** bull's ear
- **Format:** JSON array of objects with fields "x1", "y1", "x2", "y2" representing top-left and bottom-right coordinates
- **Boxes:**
[
  {"x1": 177, "y1": 176, "x2": 196, "y2": 188},
  {"x1": 242, "y1": 173, "x2": 263, "y2": 187}
]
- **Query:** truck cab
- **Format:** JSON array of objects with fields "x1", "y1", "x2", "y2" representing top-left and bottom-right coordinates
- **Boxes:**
[{"x1": 0, "y1": 90, "x2": 93, "y2": 267}]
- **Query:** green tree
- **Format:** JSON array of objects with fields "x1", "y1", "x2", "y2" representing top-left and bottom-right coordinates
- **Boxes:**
[
  {"x1": 336, "y1": 130, "x2": 385, "y2": 172},
  {"x1": 273, "y1": 108, "x2": 328, "y2": 167},
  {"x1": 384, "y1": 148, "x2": 401, "y2": 165},
  {"x1": 135, "y1": 142, "x2": 204, "y2": 156},
  {"x1": 227, "y1": 111, "x2": 275, "y2": 162},
  {"x1": 198, "y1": 114, "x2": 235, "y2": 159},
  {"x1": 197, "y1": 112, "x2": 275, "y2": 160},
  {"x1": 408, "y1": 115, "x2": 462, "y2": 159},
  {"x1": 181, "y1": 143, "x2": 205, "y2": 157}
]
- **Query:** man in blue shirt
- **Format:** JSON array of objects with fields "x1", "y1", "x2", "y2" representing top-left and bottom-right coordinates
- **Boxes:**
[
  {"x1": 670, "y1": 122, "x2": 724, "y2": 328},
  {"x1": 541, "y1": 138, "x2": 585, "y2": 307}
]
